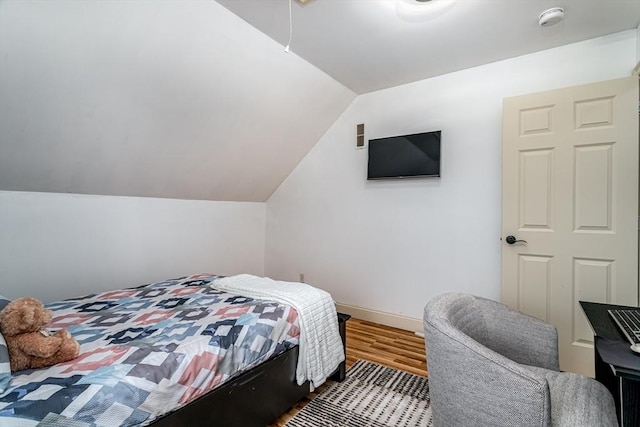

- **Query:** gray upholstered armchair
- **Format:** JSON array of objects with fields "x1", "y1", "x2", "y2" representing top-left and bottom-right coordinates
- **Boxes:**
[{"x1": 423, "y1": 293, "x2": 617, "y2": 427}]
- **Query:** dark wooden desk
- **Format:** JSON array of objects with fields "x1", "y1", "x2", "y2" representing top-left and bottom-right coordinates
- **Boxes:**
[{"x1": 580, "y1": 302, "x2": 640, "y2": 427}]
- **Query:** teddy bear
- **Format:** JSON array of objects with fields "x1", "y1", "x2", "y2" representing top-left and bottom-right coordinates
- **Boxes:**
[{"x1": 0, "y1": 297, "x2": 80, "y2": 372}]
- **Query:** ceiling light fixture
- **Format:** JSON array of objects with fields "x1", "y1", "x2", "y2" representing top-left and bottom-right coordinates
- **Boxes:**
[
  {"x1": 396, "y1": 0, "x2": 455, "y2": 23},
  {"x1": 538, "y1": 7, "x2": 564, "y2": 27}
]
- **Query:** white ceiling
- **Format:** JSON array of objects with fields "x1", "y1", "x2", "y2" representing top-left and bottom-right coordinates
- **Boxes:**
[{"x1": 216, "y1": 0, "x2": 640, "y2": 94}]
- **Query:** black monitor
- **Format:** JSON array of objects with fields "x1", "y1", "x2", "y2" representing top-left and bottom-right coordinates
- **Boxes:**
[{"x1": 367, "y1": 130, "x2": 441, "y2": 180}]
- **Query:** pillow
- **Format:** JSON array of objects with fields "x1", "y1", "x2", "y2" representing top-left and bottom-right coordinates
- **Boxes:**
[
  {"x1": 0, "y1": 332, "x2": 10, "y2": 393},
  {"x1": 0, "y1": 296, "x2": 11, "y2": 392},
  {"x1": 0, "y1": 295, "x2": 9, "y2": 312}
]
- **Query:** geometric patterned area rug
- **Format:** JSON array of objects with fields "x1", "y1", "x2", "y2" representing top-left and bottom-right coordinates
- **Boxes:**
[{"x1": 285, "y1": 360, "x2": 432, "y2": 427}]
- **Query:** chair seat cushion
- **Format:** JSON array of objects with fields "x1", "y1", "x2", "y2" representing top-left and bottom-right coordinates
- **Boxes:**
[{"x1": 527, "y1": 366, "x2": 617, "y2": 427}]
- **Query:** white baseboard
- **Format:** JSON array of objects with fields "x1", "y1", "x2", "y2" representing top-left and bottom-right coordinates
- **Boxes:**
[{"x1": 335, "y1": 303, "x2": 423, "y2": 333}]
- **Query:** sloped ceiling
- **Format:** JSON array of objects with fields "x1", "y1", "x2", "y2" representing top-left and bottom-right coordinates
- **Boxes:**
[{"x1": 0, "y1": 0, "x2": 355, "y2": 202}]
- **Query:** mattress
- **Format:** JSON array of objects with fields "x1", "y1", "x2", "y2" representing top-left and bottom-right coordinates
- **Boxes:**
[{"x1": 0, "y1": 274, "x2": 300, "y2": 426}]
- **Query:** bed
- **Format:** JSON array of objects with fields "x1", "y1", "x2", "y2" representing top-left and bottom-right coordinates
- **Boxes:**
[{"x1": 0, "y1": 274, "x2": 346, "y2": 426}]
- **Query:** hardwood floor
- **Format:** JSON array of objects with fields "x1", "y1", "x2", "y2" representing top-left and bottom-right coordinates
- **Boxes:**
[
  {"x1": 345, "y1": 318, "x2": 427, "y2": 377},
  {"x1": 270, "y1": 318, "x2": 427, "y2": 426}
]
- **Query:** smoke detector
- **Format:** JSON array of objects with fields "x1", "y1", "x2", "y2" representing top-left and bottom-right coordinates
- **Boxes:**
[{"x1": 539, "y1": 7, "x2": 564, "y2": 27}]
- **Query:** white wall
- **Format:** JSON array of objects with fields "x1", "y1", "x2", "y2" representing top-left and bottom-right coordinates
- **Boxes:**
[
  {"x1": 0, "y1": 191, "x2": 265, "y2": 302},
  {"x1": 265, "y1": 31, "x2": 638, "y2": 326},
  {"x1": 636, "y1": 25, "x2": 640, "y2": 62}
]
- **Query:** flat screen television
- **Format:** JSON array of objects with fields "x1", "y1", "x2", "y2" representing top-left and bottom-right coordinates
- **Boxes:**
[{"x1": 367, "y1": 130, "x2": 441, "y2": 180}]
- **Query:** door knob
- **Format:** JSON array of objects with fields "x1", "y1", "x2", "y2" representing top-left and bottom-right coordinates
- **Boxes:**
[{"x1": 505, "y1": 235, "x2": 527, "y2": 245}]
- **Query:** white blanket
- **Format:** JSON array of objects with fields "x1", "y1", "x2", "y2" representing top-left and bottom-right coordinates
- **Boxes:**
[{"x1": 212, "y1": 274, "x2": 345, "y2": 389}]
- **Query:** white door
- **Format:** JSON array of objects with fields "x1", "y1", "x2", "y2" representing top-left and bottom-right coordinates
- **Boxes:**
[{"x1": 502, "y1": 76, "x2": 639, "y2": 376}]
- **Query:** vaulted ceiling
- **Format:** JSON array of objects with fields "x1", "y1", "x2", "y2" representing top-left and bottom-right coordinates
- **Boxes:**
[
  {"x1": 0, "y1": 0, "x2": 638, "y2": 202},
  {"x1": 0, "y1": 0, "x2": 355, "y2": 202}
]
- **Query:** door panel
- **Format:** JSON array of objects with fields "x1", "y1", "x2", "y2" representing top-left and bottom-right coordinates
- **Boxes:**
[
  {"x1": 517, "y1": 254, "x2": 551, "y2": 321},
  {"x1": 574, "y1": 144, "x2": 613, "y2": 231},
  {"x1": 520, "y1": 149, "x2": 553, "y2": 229},
  {"x1": 502, "y1": 76, "x2": 639, "y2": 376}
]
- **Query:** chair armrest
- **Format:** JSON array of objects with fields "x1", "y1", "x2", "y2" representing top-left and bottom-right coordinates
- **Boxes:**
[
  {"x1": 424, "y1": 321, "x2": 552, "y2": 427},
  {"x1": 477, "y1": 297, "x2": 559, "y2": 371}
]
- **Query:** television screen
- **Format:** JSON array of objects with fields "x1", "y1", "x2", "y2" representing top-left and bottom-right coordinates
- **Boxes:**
[{"x1": 367, "y1": 130, "x2": 441, "y2": 179}]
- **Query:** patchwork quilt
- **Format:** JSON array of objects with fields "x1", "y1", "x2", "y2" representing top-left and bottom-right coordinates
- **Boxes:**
[{"x1": 0, "y1": 274, "x2": 300, "y2": 426}]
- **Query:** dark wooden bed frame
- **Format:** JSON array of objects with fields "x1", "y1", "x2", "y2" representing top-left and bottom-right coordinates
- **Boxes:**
[{"x1": 152, "y1": 313, "x2": 350, "y2": 427}]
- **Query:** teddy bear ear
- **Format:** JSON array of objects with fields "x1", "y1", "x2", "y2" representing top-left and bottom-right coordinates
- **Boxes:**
[
  {"x1": 0, "y1": 299, "x2": 38, "y2": 336},
  {"x1": 0, "y1": 308, "x2": 20, "y2": 336}
]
